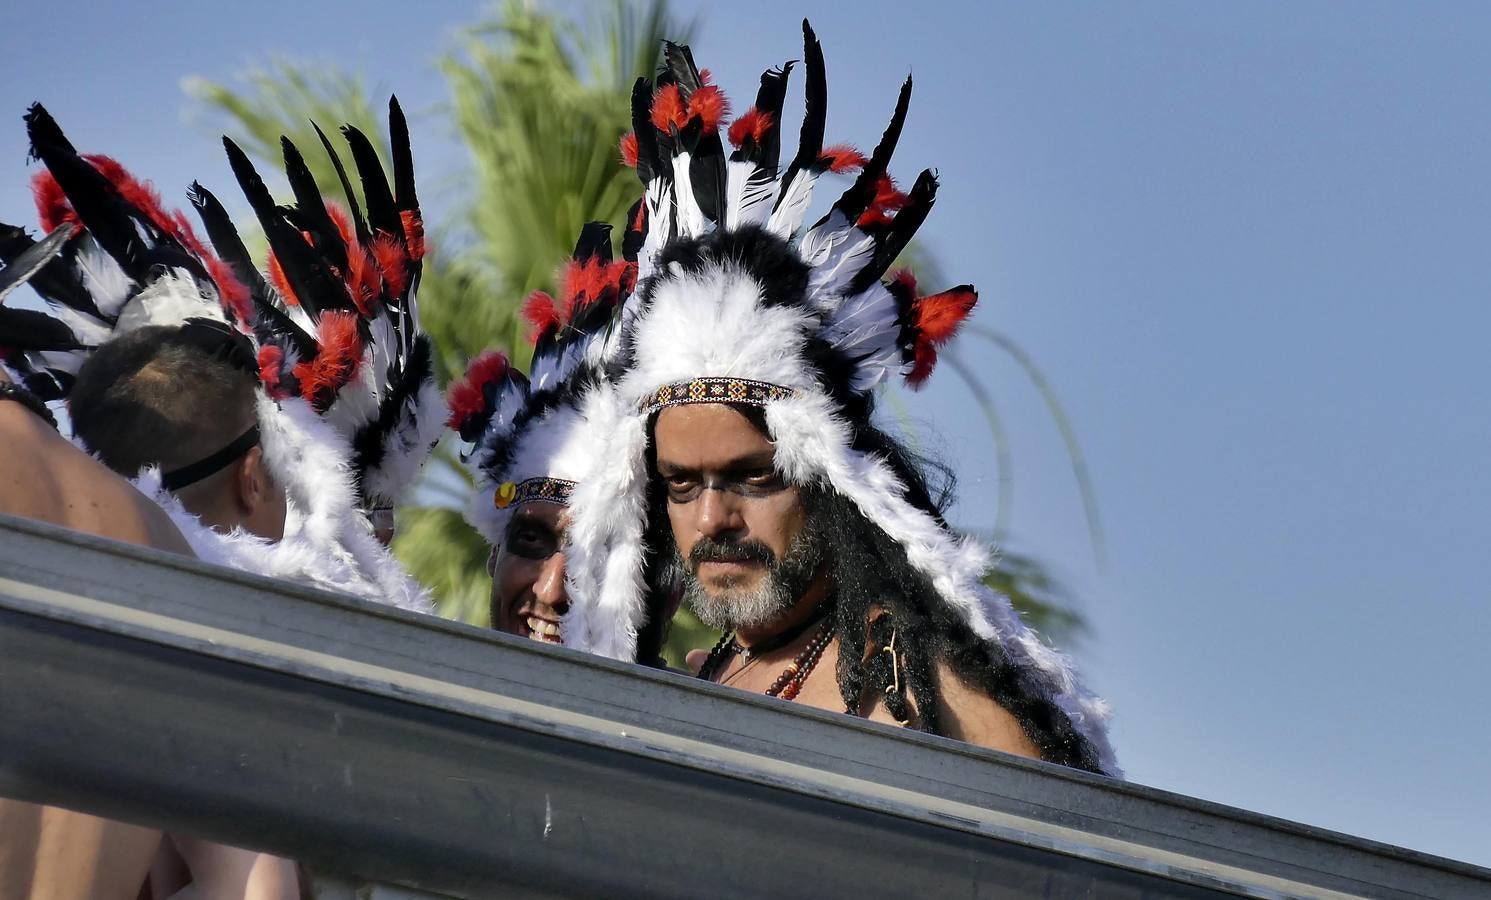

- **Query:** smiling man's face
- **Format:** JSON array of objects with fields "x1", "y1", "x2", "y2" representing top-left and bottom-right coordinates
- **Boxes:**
[
  {"x1": 488, "y1": 501, "x2": 569, "y2": 642},
  {"x1": 653, "y1": 403, "x2": 823, "y2": 631}
]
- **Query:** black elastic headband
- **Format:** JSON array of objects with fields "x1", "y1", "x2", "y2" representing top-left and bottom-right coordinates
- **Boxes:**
[{"x1": 160, "y1": 425, "x2": 261, "y2": 491}]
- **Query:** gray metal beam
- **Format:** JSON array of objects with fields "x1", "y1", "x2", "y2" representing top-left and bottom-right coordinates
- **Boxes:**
[{"x1": 0, "y1": 514, "x2": 1486, "y2": 899}]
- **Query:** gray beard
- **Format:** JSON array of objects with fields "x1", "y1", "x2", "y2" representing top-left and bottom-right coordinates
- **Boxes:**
[{"x1": 679, "y1": 510, "x2": 827, "y2": 633}]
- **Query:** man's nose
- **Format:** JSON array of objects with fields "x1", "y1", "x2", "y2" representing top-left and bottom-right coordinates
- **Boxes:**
[
  {"x1": 696, "y1": 486, "x2": 746, "y2": 540},
  {"x1": 533, "y1": 550, "x2": 570, "y2": 613}
]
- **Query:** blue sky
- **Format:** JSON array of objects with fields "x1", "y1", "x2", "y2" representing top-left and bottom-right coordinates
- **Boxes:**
[{"x1": 2, "y1": 0, "x2": 1488, "y2": 867}]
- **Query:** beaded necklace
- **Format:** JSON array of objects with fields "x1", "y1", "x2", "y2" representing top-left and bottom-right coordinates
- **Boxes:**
[{"x1": 698, "y1": 611, "x2": 836, "y2": 701}]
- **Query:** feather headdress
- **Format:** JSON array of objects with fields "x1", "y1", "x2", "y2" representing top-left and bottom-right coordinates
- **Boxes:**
[
  {"x1": 447, "y1": 222, "x2": 634, "y2": 551},
  {"x1": 195, "y1": 96, "x2": 444, "y2": 511},
  {"x1": 563, "y1": 22, "x2": 1118, "y2": 775},
  {"x1": 0, "y1": 103, "x2": 429, "y2": 614}
]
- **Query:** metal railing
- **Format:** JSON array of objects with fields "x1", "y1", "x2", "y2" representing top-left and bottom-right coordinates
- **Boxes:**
[{"x1": 1, "y1": 513, "x2": 1486, "y2": 899}]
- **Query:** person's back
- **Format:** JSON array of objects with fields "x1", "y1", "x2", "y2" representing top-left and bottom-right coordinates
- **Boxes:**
[
  {"x1": 0, "y1": 370, "x2": 189, "y2": 900},
  {"x1": 0, "y1": 373, "x2": 296, "y2": 900}
]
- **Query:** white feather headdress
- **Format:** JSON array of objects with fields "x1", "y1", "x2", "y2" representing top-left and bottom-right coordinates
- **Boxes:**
[
  {"x1": 447, "y1": 223, "x2": 637, "y2": 653},
  {"x1": 563, "y1": 23, "x2": 1118, "y2": 774},
  {"x1": 0, "y1": 103, "x2": 430, "y2": 614}
]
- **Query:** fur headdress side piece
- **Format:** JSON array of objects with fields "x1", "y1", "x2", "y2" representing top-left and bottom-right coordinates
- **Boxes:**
[
  {"x1": 565, "y1": 23, "x2": 1119, "y2": 775},
  {"x1": 447, "y1": 222, "x2": 634, "y2": 549},
  {"x1": 194, "y1": 96, "x2": 444, "y2": 511}
]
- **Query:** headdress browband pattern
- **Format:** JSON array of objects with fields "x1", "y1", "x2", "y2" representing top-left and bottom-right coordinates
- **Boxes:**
[
  {"x1": 638, "y1": 377, "x2": 799, "y2": 414},
  {"x1": 494, "y1": 476, "x2": 577, "y2": 511}
]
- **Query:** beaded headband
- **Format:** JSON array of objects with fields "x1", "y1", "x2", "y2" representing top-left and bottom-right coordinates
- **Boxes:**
[
  {"x1": 638, "y1": 377, "x2": 800, "y2": 415},
  {"x1": 494, "y1": 475, "x2": 577, "y2": 510}
]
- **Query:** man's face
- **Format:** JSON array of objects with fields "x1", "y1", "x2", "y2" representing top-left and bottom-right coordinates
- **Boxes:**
[
  {"x1": 653, "y1": 404, "x2": 822, "y2": 631},
  {"x1": 488, "y1": 501, "x2": 569, "y2": 643}
]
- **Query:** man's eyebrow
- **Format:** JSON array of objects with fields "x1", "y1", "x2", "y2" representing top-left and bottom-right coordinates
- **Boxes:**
[{"x1": 657, "y1": 451, "x2": 777, "y2": 475}]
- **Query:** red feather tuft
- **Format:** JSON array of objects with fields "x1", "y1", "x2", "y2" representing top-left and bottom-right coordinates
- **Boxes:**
[
  {"x1": 372, "y1": 232, "x2": 410, "y2": 301},
  {"x1": 83, "y1": 154, "x2": 182, "y2": 242},
  {"x1": 205, "y1": 256, "x2": 254, "y2": 327},
  {"x1": 340, "y1": 246, "x2": 374, "y2": 315},
  {"x1": 445, "y1": 349, "x2": 510, "y2": 429},
  {"x1": 728, "y1": 108, "x2": 774, "y2": 148},
  {"x1": 699, "y1": 68, "x2": 713, "y2": 85},
  {"x1": 857, "y1": 173, "x2": 911, "y2": 229},
  {"x1": 686, "y1": 84, "x2": 730, "y2": 132},
  {"x1": 906, "y1": 286, "x2": 978, "y2": 387},
  {"x1": 466, "y1": 349, "x2": 510, "y2": 389},
  {"x1": 620, "y1": 259, "x2": 638, "y2": 296},
  {"x1": 399, "y1": 210, "x2": 426, "y2": 262},
  {"x1": 293, "y1": 311, "x2": 363, "y2": 411},
  {"x1": 651, "y1": 83, "x2": 687, "y2": 132},
  {"x1": 819, "y1": 144, "x2": 867, "y2": 174},
  {"x1": 631, "y1": 201, "x2": 647, "y2": 235},
  {"x1": 267, "y1": 252, "x2": 301, "y2": 307},
  {"x1": 619, "y1": 131, "x2": 639, "y2": 168},
  {"x1": 892, "y1": 268, "x2": 917, "y2": 296},
  {"x1": 257, "y1": 345, "x2": 286, "y2": 398},
  {"x1": 32, "y1": 171, "x2": 78, "y2": 233},
  {"x1": 522, "y1": 290, "x2": 561, "y2": 344},
  {"x1": 325, "y1": 202, "x2": 355, "y2": 245}
]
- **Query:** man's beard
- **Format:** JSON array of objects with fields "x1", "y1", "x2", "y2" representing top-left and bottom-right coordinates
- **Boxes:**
[{"x1": 676, "y1": 502, "x2": 828, "y2": 632}]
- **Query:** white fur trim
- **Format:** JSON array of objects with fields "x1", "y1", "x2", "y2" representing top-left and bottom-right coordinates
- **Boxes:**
[
  {"x1": 560, "y1": 382, "x2": 650, "y2": 660},
  {"x1": 622, "y1": 265, "x2": 821, "y2": 400},
  {"x1": 132, "y1": 466, "x2": 431, "y2": 613},
  {"x1": 362, "y1": 376, "x2": 446, "y2": 507},
  {"x1": 465, "y1": 401, "x2": 593, "y2": 546}
]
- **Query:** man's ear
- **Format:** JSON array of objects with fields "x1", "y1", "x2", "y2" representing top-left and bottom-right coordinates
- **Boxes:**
[{"x1": 235, "y1": 446, "x2": 269, "y2": 513}]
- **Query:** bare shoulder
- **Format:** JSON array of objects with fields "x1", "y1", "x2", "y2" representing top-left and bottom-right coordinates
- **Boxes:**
[
  {"x1": 0, "y1": 405, "x2": 192, "y2": 555},
  {"x1": 927, "y1": 660, "x2": 1041, "y2": 759}
]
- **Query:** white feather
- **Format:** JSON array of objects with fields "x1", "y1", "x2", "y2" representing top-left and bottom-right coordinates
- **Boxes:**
[
  {"x1": 115, "y1": 269, "x2": 225, "y2": 333},
  {"x1": 765, "y1": 169, "x2": 821, "y2": 239},
  {"x1": 724, "y1": 160, "x2": 780, "y2": 230},
  {"x1": 361, "y1": 376, "x2": 446, "y2": 506},
  {"x1": 71, "y1": 240, "x2": 135, "y2": 318}
]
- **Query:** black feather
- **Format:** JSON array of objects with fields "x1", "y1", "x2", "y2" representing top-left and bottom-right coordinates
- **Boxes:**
[
  {"x1": 224, "y1": 137, "x2": 349, "y2": 318},
  {"x1": 188, "y1": 182, "x2": 271, "y2": 302},
  {"x1": 662, "y1": 41, "x2": 704, "y2": 95},
  {"x1": 350, "y1": 332, "x2": 434, "y2": 504},
  {"x1": 774, "y1": 20, "x2": 828, "y2": 211},
  {"x1": 823, "y1": 75, "x2": 914, "y2": 227},
  {"x1": 21, "y1": 102, "x2": 76, "y2": 161},
  {"x1": 849, "y1": 169, "x2": 938, "y2": 296},
  {"x1": 622, "y1": 199, "x2": 646, "y2": 262},
  {"x1": 280, "y1": 137, "x2": 347, "y2": 271},
  {"x1": 340, "y1": 125, "x2": 400, "y2": 242},
  {"x1": 0, "y1": 222, "x2": 84, "y2": 309},
  {"x1": 313, "y1": 122, "x2": 371, "y2": 246},
  {"x1": 26, "y1": 105, "x2": 156, "y2": 281},
  {"x1": 734, "y1": 62, "x2": 794, "y2": 176},
  {"x1": 388, "y1": 97, "x2": 419, "y2": 217},
  {"x1": 573, "y1": 222, "x2": 613, "y2": 262},
  {"x1": 631, "y1": 77, "x2": 663, "y2": 184},
  {"x1": 0, "y1": 306, "x2": 86, "y2": 351}
]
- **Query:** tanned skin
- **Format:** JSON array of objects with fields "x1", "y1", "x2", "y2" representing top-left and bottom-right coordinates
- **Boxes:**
[
  {"x1": 0, "y1": 371, "x2": 297, "y2": 899},
  {"x1": 657, "y1": 403, "x2": 1039, "y2": 759}
]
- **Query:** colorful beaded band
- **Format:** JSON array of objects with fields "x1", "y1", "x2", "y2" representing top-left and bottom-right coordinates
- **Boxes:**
[
  {"x1": 494, "y1": 476, "x2": 577, "y2": 510},
  {"x1": 639, "y1": 377, "x2": 799, "y2": 414}
]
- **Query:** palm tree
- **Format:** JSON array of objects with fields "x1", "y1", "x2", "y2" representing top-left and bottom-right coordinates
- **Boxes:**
[{"x1": 188, "y1": 0, "x2": 1093, "y2": 660}]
